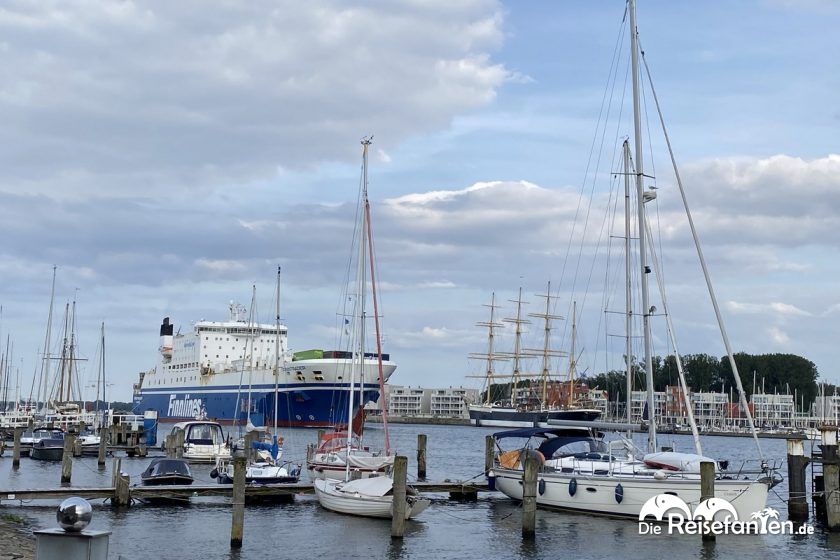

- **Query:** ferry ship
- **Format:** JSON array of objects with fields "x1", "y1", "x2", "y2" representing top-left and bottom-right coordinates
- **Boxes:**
[{"x1": 133, "y1": 304, "x2": 395, "y2": 427}]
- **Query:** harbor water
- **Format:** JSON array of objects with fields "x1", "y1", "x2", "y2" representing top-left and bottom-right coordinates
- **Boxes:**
[{"x1": 1, "y1": 424, "x2": 839, "y2": 559}]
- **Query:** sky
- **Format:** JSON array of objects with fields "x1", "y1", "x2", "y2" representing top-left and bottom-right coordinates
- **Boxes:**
[{"x1": 0, "y1": 0, "x2": 838, "y2": 402}]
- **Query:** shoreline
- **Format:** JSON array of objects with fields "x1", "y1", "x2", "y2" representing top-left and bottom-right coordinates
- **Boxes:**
[
  {"x1": 366, "y1": 415, "x2": 810, "y2": 439},
  {"x1": 0, "y1": 515, "x2": 35, "y2": 560}
]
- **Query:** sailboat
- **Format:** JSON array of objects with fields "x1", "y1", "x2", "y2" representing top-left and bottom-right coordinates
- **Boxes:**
[
  {"x1": 314, "y1": 138, "x2": 428, "y2": 519},
  {"x1": 467, "y1": 288, "x2": 601, "y2": 428},
  {"x1": 212, "y1": 277, "x2": 300, "y2": 485},
  {"x1": 489, "y1": 0, "x2": 779, "y2": 520}
]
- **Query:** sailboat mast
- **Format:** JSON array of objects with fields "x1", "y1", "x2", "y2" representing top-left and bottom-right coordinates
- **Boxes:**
[
  {"x1": 506, "y1": 288, "x2": 527, "y2": 408},
  {"x1": 38, "y1": 266, "x2": 57, "y2": 411},
  {"x1": 274, "y1": 266, "x2": 281, "y2": 435},
  {"x1": 623, "y1": 140, "x2": 633, "y2": 432},
  {"x1": 68, "y1": 297, "x2": 77, "y2": 402},
  {"x1": 629, "y1": 0, "x2": 657, "y2": 453},
  {"x1": 363, "y1": 146, "x2": 391, "y2": 455},
  {"x1": 57, "y1": 303, "x2": 70, "y2": 404},
  {"x1": 246, "y1": 285, "x2": 256, "y2": 427},
  {"x1": 345, "y1": 140, "x2": 370, "y2": 480},
  {"x1": 95, "y1": 322, "x2": 104, "y2": 421},
  {"x1": 568, "y1": 301, "x2": 576, "y2": 408},
  {"x1": 540, "y1": 282, "x2": 551, "y2": 409},
  {"x1": 485, "y1": 293, "x2": 498, "y2": 405}
]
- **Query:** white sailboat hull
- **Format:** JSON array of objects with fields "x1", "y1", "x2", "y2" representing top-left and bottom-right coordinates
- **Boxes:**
[
  {"x1": 493, "y1": 467, "x2": 769, "y2": 520},
  {"x1": 313, "y1": 478, "x2": 430, "y2": 519}
]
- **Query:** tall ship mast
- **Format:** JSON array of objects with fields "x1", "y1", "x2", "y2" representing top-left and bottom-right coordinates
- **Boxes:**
[{"x1": 467, "y1": 287, "x2": 600, "y2": 428}]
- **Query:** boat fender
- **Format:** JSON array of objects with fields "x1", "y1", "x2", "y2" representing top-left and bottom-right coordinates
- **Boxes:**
[
  {"x1": 487, "y1": 470, "x2": 496, "y2": 492},
  {"x1": 569, "y1": 478, "x2": 577, "y2": 497},
  {"x1": 615, "y1": 483, "x2": 624, "y2": 504},
  {"x1": 538, "y1": 479, "x2": 546, "y2": 496},
  {"x1": 210, "y1": 468, "x2": 218, "y2": 479}
]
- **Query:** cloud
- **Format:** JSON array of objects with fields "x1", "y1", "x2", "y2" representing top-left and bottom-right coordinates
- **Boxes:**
[
  {"x1": 726, "y1": 301, "x2": 812, "y2": 317},
  {"x1": 767, "y1": 326, "x2": 790, "y2": 345},
  {"x1": 0, "y1": 0, "x2": 512, "y2": 196},
  {"x1": 657, "y1": 154, "x2": 840, "y2": 249}
]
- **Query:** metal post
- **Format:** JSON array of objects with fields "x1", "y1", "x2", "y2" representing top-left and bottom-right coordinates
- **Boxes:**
[
  {"x1": 391, "y1": 455, "x2": 408, "y2": 539},
  {"x1": 12, "y1": 427, "x2": 22, "y2": 468},
  {"x1": 700, "y1": 461, "x2": 715, "y2": 542},
  {"x1": 61, "y1": 434, "x2": 75, "y2": 484},
  {"x1": 522, "y1": 451, "x2": 538, "y2": 537},
  {"x1": 417, "y1": 434, "x2": 427, "y2": 480},
  {"x1": 786, "y1": 438, "x2": 810, "y2": 521},
  {"x1": 230, "y1": 456, "x2": 246, "y2": 548}
]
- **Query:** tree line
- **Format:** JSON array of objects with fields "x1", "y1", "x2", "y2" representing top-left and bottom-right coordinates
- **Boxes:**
[{"x1": 586, "y1": 352, "x2": 823, "y2": 407}]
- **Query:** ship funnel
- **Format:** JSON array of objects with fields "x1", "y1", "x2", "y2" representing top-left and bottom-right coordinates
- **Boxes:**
[{"x1": 159, "y1": 317, "x2": 174, "y2": 361}]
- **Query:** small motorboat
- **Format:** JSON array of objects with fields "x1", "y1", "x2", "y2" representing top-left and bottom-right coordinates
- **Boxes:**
[
  {"x1": 314, "y1": 476, "x2": 430, "y2": 519},
  {"x1": 141, "y1": 459, "x2": 194, "y2": 486},
  {"x1": 30, "y1": 437, "x2": 66, "y2": 461},
  {"x1": 11, "y1": 428, "x2": 60, "y2": 457},
  {"x1": 213, "y1": 457, "x2": 300, "y2": 485},
  {"x1": 77, "y1": 430, "x2": 102, "y2": 456},
  {"x1": 168, "y1": 421, "x2": 231, "y2": 463}
]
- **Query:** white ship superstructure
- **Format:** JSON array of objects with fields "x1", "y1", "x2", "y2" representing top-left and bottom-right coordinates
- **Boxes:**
[{"x1": 134, "y1": 303, "x2": 395, "y2": 427}]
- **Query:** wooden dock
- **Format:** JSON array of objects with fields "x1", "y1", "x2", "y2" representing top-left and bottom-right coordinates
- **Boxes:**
[{"x1": 0, "y1": 480, "x2": 492, "y2": 504}]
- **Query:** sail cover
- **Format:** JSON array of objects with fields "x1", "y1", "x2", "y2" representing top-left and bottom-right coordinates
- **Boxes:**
[{"x1": 339, "y1": 476, "x2": 393, "y2": 497}]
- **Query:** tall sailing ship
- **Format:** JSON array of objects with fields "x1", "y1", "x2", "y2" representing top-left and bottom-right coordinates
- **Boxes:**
[
  {"x1": 467, "y1": 287, "x2": 601, "y2": 428},
  {"x1": 132, "y1": 301, "x2": 395, "y2": 426}
]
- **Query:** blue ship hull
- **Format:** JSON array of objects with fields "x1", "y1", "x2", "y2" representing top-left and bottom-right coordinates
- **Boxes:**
[{"x1": 133, "y1": 383, "x2": 381, "y2": 427}]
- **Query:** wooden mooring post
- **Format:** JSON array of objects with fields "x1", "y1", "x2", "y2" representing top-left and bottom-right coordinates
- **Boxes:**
[
  {"x1": 484, "y1": 435, "x2": 495, "y2": 475},
  {"x1": 521, "y1": 451, "x2": 538, "y2": 538},
  {"x1": 700, "y1": 460, "x2": 715, "y2": 542},
  {"x1": 820, "y1": 427, "x2": 840, "y2": 531},
  {"x1": 61, "y1": 434, "x2": 75, "y2": 484},
  {"x1": 230, "y1": 455, "x2": 247, "y2": 548},
  {"x1": 12, "y1": 427, "x2": 22, "y2": 468},
  {"x1": 391, "y1": 455, "x2": 408, "y2": 539},
  {"x1": 417, "y1": 434, "x2": 427, "y2": 480},
  {"x1": 98, "y1": 428, "x2": 108, "y2": 467},
  {"x1": 786, "y1": 438, "x2": 810, "y2": 521},
  {"x1": 73, "y1": 437, "x2": 83, "y2": 458},
  {"x1": 175, "y1": 429, "x2": 185, "y2": 459}
]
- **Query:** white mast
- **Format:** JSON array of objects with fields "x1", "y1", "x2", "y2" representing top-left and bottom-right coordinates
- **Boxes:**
[
  {"x1": 568, "y1": 301, "x2": 577, "y2": 408},
  {"x1": 246, "y1": 285, "x2": 256, "y2": 429},
  {"x1": 629, "y1": 0, "x2": 657, "y2": 453},
  {"x1": 274, "y1": 266, "x2": 281, "y2": 436},
  {"x1": 345, "y1": 139, "x2": 371, "y2": 480},
  {"x1": 95, "y1": 322, "x2": 104, "y2": 426},
  {"x1": 623, "y1": 140, "x2": 633, "y2": 433}
]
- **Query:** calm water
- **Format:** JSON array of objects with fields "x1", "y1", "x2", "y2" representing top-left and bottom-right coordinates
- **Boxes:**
[{"x1": 2, "y1": 424, "x2": 839, "y2": 559}]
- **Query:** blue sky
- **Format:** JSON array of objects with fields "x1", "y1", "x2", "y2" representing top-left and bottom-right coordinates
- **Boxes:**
[{"x1": 0, "y1": 0, "x2": 837, "y2": 402}]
